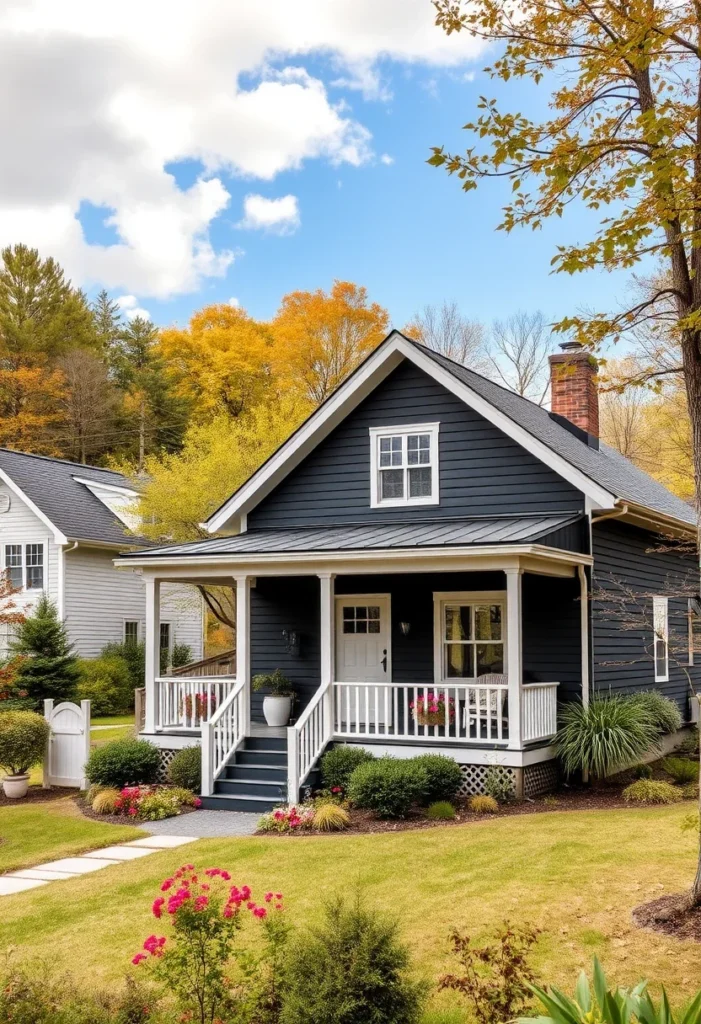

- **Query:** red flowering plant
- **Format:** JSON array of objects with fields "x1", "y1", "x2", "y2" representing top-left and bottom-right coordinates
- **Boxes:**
[
  {"x1": 131, "y1": 864, "x2": 287, "y2": 1024},
  {"x1": 257, "y1": 804, "x2": 315, "y2": 833},
  {"x1": 181, "y1": 691, "x2": 217, "y2": 722},
  {"x1": 410, "y1": 690, "x2": 456, "y2": 727}
]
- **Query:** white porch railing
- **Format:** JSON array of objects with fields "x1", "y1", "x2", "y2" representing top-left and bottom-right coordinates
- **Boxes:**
[
  {"x1": 287, "y1": 681, "x2": 332, "y2": 803},
  {"x1": 522, "y1": 682, "x2": 559, "y2": 742},
  {"x1": 334, "y1": 682, "x2": 510, "y2": 743},
  {"x1": 155, "y1": 676, "x2": 237, "y2": 730},
  {"x1": 201, "y1": 678, "x2": 247, "y2": 797}
]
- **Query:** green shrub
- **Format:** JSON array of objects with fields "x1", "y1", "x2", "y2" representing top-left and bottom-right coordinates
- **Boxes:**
[
  {"x1": 167, "y1": 745, "x2": 201, "y2": 792},
  {"x1": 662, "y1": 756, "x2": 698, "y2": 784},
  {"x1": 683, "y1": 781, "x2": 699, "y2": 799},
  {"x1": 281, "y1": 895, "x2": 424, "y2": 1024},
  {"x1": 484, "y1": 764, "x2": 514, "y2": 802},
  {"x1": 85, "y1": 737, "x2": 160, "y2": 788},
  {"x1": 321, "y1": 745, "x2": 375, "y2": 791},
  {"x1": 622, "y1": 779, "x2": 683, "y2": 804},
  {"x1": 629, "y1": 690, "x2": 683, "y2": 735},
  {"x1": 0, "y1": 962, "x2": 155, "y2": 1024},
  {"x1": 11, "y1": 595, "x2": 80, "y2": 703},
  {"x1": 171, "y1": 642, "x2": 193, "y2": 669},
  {"x1": 91, "y1": 788, "x2": 121, "y2": 814},
  {"x1": 556, "y1": 696, "x2": 658, "y2": 779},
  {"x1": 313, "y1": 803, "x2": 351, "y2": 831},
  {"x1": 348, "y1": 757, "x2": 427, "y2": 818},
  {"x1": 76, "y1": 655, "x2": 133, "y2": 715},
  {"x1": 411, "y1": 754, "x2": 462, "y2": 804},
  {"x1": 677, "y1": 729, "x2": 699, "y2": 759},
  {"x1": 0, "y1": 711, "x2": 50, "y2": 775},
  {"x1": 427, "y1": 800, "x2": 456, "y2": 820},
  {"x1": 631, "y1": 762, "x2": 653, "y2": 779},
  {"x1": 101, "y1": 640, "x2": 146, "y2": 688},
  {"x1": 469, "y1": 795, "x2": 499, "y2": 814},
  {"x1": 138, "y1": 789, "x2": 186, "y2": 820}
]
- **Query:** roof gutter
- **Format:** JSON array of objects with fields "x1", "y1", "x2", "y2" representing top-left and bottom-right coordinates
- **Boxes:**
[{"x1": 591, "y1": 503, "x2": 628, "y2": 525}]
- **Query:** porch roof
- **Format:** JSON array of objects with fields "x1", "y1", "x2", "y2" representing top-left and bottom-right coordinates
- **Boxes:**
[{"x1": 119, "y1": 512, "x2": 583, "y2": 559}]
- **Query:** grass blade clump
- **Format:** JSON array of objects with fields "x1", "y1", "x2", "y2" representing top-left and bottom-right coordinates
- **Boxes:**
[{"x1": 556, "y1": 696, "x2": 658, "y2": 780}]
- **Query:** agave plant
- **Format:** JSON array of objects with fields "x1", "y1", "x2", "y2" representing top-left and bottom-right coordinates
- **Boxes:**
[
  {"x1": 556, "y1": 696, "x2": 659, "y2": 780},
  {"x1": 519, "y1": 958, "x2": 701, "y2": 1024}
]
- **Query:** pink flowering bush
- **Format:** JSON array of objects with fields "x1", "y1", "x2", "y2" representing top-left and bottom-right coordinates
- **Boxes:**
[
  {"x1": 181, "y1": 691, "x2": 217, "y2": 721},
  {"x1": 257, "y1": 804, "x2": 315, "y2": 833},
  {"x1": 410, "y1": 691, "x2": 456, "y2": 726},
  {"x1": 132, "y1": 864, "x2": 287, "y2": 1024}
]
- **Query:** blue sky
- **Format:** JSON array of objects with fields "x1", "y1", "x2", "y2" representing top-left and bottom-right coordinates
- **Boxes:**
[{"x1": 74, "y1": 55, "x2": 637, "y2": 333}]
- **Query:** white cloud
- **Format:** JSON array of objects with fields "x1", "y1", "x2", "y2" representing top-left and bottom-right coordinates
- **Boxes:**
[
  {"x1": 0, "y1": 1, "x2": 485, "y2": 299},
  {"x1": 227, "y1": 296, "x2": 240, "y2": 307},
  {"x1": 116, "y1": 294, "x2": 151, "y2": 320},
  {"x1": 238, "y1": 194, "x2": 300, "y2": 235},
  {"x1": 380, "y1": 153, "x2": 394, "y2": 165}
]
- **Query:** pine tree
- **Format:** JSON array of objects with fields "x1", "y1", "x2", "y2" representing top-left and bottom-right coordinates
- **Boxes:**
[
  {"x1": 11, "y1": 594, "x2": 79, "y2": 703},
  {"x1": 91, "y1": 289, "x2": 123, "y2": 355}
]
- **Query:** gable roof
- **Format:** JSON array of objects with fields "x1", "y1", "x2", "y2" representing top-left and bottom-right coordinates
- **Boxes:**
[
  {"x1": 206, "y1": 331, "x2": 696, "y2": 535},
  {"x1": 0, "y1": 448, "x2": 143, "y2": 547}
]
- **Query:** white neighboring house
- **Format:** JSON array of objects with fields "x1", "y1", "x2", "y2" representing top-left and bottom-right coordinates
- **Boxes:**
[{"x1": 0, "y1": 449, "x2": 204, "y2": 661}]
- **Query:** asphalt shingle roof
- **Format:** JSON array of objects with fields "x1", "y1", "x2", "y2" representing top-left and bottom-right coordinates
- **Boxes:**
[
  {"x1": 120, "y1": 512, "x2": 582, "y2": 558},
  {"x1": 415, "y1": 342, "x2": 697, "y2": 528},
  {"x1": 0, "y1": 448, "x2": 142, "y2": 546}
]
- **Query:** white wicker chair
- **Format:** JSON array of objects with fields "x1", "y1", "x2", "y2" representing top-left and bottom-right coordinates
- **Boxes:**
[{"x1": 464, "y1": 673, "x2": 508, "y2": 735}]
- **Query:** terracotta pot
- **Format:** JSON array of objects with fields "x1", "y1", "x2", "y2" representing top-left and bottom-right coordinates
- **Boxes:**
[
  {"x1": 2, "y1": 773, "x2": 29, "y2": 799},
  {"x1": 263, "y1": 695, "x2": 293, "y2": 727}
]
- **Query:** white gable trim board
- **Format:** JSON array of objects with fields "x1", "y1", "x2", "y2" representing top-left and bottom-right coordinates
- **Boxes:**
[
  {"x1": 0, "y1": 467, "x2": 68, "y2": 544},
  {"x1": 206, "y1": 332, "x2": 617, "y2": 535}
]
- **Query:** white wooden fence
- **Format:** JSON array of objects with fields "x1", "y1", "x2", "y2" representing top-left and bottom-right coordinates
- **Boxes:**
[{"x1": 43, "y1": 699, "x2": 91, "y2": 789}]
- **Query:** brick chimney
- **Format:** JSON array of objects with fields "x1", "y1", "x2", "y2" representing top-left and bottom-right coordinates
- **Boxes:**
[{"x1": 549, "y1": 340, "x2": 599, "y2": 443}]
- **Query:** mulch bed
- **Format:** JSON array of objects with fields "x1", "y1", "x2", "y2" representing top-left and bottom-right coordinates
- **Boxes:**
[
  {"x1": 0, "y1": 784, "x2": 75, "y2": 807},
  {"x1": 633, "y1": 894, "x2": 701, "y2": 942},
  {"x1": 76, "y1": 794, "x2": 196, "y2": 824}
]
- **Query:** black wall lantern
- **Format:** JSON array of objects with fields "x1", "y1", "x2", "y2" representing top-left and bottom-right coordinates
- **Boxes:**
[
  {"x1": 399, "y1": 621, "x2": 411, "y2": 636},
  {"x1": 282, "y1": 628, "x2": 300, "y2": 656}
]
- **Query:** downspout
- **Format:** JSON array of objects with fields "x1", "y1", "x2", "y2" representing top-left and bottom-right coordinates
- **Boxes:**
[
  {"x1": 591, "y1": 503, "x2": 629, "y2": 525},
  {"x1": 57, "y1": 542, "x2": 79, "y2": 621}
]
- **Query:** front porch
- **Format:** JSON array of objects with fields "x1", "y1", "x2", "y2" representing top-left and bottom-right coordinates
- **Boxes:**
[{"x1": 136, "y1": 542, "x2": 591, "y2": 807}]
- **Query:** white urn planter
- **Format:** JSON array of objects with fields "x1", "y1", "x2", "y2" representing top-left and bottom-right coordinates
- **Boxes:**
[
  {"x1": 2, "y1": 773, "x2": 30, "y2": 799},
  {"x1": 263, "y1": 695, "x2": 293, "y2": 727}
]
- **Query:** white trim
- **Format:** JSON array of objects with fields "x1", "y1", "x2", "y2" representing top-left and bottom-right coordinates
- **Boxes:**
[
  {"x1": 330, "y1": 741, "x2": 556, "y2": 768},
  {"x1": 71, "y1": 476, "x2": 139, "y2": 498},
  {"x1": 144, "y1": 578, "x2": 160, "y2": 733},
  {"x1": 57, "y1": 544, "x2": 65, "y2": 619},
  {"x1": 369, "y1": 422, "x2": 440, "y2": 508},
  {"x1": 432, "y1": 590, "x2": 506, "y2": 686},
  {"x1": 205, "y1": 331, "x2": 617, "y2": 533},
  {"x1": 123, "y1": 618, "x2": 142, "y2": 644},
  {"x1": 578, "y1": 565, "x2": 590, "y2": 706},
  {"x1": 653, "y1": 595, "x2": 669, "y2": 683},
  {"x1": 335, "y1": 592, "x2": 392, "y2": 684},
  {"x1": 2, "y1": 540, "x2": 46, "y2": 594},
  {"x1": 235, "y1": 575, "x2": 251, "y2": 737},
  {"x1": 505, "y1": 568, "x2": 523, "y2": 750},
  {"x1": 0, "y1": 467, "x2": 68, "y2": 544}
]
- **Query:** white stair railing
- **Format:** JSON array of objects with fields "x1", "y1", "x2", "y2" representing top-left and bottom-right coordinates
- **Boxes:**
[
  {"x1": 287, "y1": 681, "x2": 332, "y2": 803},
  {"x1": 156, "y1": 676, "x2": 236, "y2": 730},
  {"x1": 201, "y1": 678, "x2": 246, "y2": 797}
]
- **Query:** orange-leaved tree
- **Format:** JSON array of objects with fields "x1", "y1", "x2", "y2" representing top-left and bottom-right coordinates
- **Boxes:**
[{"x1": 272, "y1": 281, "x2": 389, "y2": 404}]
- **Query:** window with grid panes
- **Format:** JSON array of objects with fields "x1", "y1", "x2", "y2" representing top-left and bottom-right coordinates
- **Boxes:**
[
  {"x1": 4, "y1": 545, "x2": 22, "y2": 589},
  {"x1": 441, "y1": 601, "x2": 504, "y2": 679},
  {"x1": 25, "y1": 544, "x2": 43, "y2": 589},
  {"x1": 371, "y1": 423, "x2": 438, "y2": 506}
]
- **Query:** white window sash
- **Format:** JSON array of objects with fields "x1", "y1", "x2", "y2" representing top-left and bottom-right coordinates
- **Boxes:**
[
  {"x1": 369, "y1": 422, "x2": 440, "y2": 508},
  {"x1": 3, "y1": 542, "x2": 44, "y2": 591},
  {"x1": 432, "y1": 591, "x2": 507, "y2": 684},
  {"x1": 653, "y1": 596, "x2": 669, "y2": 683}
]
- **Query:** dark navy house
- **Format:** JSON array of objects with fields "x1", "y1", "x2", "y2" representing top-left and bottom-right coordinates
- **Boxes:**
[{"x1": 119, "y1": 331, "x2": 701, "y2": 810}]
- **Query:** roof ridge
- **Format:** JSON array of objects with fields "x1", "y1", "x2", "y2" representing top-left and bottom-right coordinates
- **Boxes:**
[{"x1": 0, "y1": 447, "x2": 128, "y2": 479}]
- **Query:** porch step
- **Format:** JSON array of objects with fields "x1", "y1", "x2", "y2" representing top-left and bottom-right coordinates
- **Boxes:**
[
  {"x1": 236, "y1": 749, "x2": 288, "y2": 767},
  {"x1": 199, "y1": 793, "x2": 281, "y2": 814},
  {"x1": 216, "y1": 778, "x2": 288, "y2": 799},
  {"x1": 206, "y1": 734, "x2": 289, "y2": 814},
  {"x1": 224, "y1": 763, "x2": 287, "y2": 782}
]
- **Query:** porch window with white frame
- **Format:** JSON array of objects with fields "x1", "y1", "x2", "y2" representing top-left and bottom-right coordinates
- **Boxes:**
[
  {"x1": 653, "y1": 596, "x2": 669, "y2": 683},
  {"x1": 434, "y1": 593, "x2": 505, "y2": 681},
  {"x1": 369, "y1": 423, "x2": 439, "y2": 507}
]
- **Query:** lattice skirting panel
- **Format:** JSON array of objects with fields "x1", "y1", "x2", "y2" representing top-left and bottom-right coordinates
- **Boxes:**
[
  {"x1": 156, "y1": 748, "x2": 179, "y2": 783},
  {"x1": 457, "y1": 763, "x2": 516, "y2": 798},
  {"x1": 524, "y1": 760, "x2": 558, "y2": 798}
]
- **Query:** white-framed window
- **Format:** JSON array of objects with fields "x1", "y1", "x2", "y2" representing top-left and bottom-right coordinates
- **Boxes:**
[
  {"x1": 3, "y1": 543, "x2": 44, "y2": 591},
  {"x1": 433, "y1": 592, "x2": 505, "y2": 682},
  {"x1": 124, "y1": 620, "x2": 140, "y2": 645},
  {"x1": 369, "y1": 422, "x2": 440, "y2": 507},
  {"x1": 160, "y1": 622, "x2": 172, "y2": 654},
  {"x1": 653, "y1": 596, "x2": 669, "y2": 683}
]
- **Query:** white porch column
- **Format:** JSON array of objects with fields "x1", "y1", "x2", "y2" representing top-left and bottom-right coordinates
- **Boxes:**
[
  {"x1": 144, "y1": 576, "x2": 160, "y2": 733},
  {"x1": 505, "y1": 567, "x2": 523, "y2": 750},
  {"x1": 578, "y1": 565, "x2": 590, "y2": 707},
  {"x1": 235, "y1": 575, "x2": 252, "y2": 736},
  {"x1": 319, "y1": 572, "x2": 336, "y2": 738}
]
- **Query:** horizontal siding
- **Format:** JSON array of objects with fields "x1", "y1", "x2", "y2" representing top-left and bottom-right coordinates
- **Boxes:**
[
  {"x1": 522, "y1": 574, "x2": 581, "y2": 700},
  {"x1": 249, "y1": 361, "x2": 584, "y2": 528},
  {"x1": 592, "y1": 520, "x2": 701, "y2": 718},
  {"x1": 64, "y1": 547, "x2": 203, "y2": 659}
]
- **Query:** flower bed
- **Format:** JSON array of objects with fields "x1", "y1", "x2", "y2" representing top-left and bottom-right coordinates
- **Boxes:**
[{"x1": 82, "y1": 784, "x2": 201, "y2": 821}]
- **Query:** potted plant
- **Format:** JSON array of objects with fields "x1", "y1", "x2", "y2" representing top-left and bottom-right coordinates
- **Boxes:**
[
  {"x1": 252, "y1": 669, "x2": 295, "y2": 727},
  {"x1": 0, "y1": 710, "x2": 51, "y2": 798},
  {"x1": 410, "y1": 690, "x2": 456, "y2": 727}
]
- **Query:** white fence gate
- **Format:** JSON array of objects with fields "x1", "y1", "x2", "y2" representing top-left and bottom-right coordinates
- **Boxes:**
[{"x1": 43, "y1": 699, "x2": 91, "y2": 789}]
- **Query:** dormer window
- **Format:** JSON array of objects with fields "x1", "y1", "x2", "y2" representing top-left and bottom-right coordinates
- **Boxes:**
[{"x1": 369, "y1": 423, "x2": 440, "y2": 507}]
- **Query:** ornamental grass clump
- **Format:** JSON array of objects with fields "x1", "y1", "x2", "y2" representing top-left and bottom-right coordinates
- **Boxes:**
[
  {"x1": 469, "y1": 795, "x2": 499, "y2": 814},
  {"x1": 662, "y1": 756, "x2": 698, "y2": 784},
  {"x1": 629, "y1": 690, "x2": 683, "y2": 736},
  {"x1": 312, "y1": 802, "x2": 350, "y2": 831},
  {"x1": 556, "y1": 696, "x2": 658, "y2": 780},
  {"x1": 91, "y1": 787, "x2": 121, "y2": 814},
  {"x1": 427, "y1": 800, "x2": 456, "y2": 820},
  {"x1": 132, "y1": 865, "x2": 288, "y2": 1024},
  {"x1": 622, "y1": 779, "x2": 683, "y2": 804}
]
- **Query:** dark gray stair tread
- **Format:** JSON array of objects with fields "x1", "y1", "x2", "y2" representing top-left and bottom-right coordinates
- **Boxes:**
[
  {"x1": 200, "y1": 793, "x2": 279, "y2": 813},
  {"x1": 216, "y1": 780, "x2": 286, "y2": 797}
]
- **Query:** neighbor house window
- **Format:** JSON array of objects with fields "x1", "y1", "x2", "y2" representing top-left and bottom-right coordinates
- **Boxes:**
[
  {"x1": 653, "y1": 596, "x2": 669, "y2": 683},
  {"x1": 4, "y1": 543, "x2": 44, "y2": 590},
  {"x1": 160, "y1": 622, "x2": 171, "y2": 654},
  {"x1": 434, "y1": 593, "x2": 505, "y2": 681},
  {"x1": 124, "y1": 621, "x2": 139, "y2": 645},
  {"x1": 369, "y1": 423, "x2": 439, "y2": 507}
]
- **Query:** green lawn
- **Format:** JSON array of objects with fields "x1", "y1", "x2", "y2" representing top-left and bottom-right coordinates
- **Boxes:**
[
  {"x1": 0, "y1": 796, "x2": 144, "y2": 873},
  {"x1": 92, "y1": 715, "x2": 136, "y2": 727},
  {"x1": 90, "y1": 724, "x2": 135, "y2": 746},
  {"x1": 1, "y1": 802, "x2": 700, "y2": 1018}
]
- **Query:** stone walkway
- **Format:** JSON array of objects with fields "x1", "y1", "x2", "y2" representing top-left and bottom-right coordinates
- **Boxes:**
[
  {"x1": 141, "y1": 810, "x2": 260, "y2": 839},
  {"x1": 0, "y1": 834, "x2": 197, "y2": 896}
]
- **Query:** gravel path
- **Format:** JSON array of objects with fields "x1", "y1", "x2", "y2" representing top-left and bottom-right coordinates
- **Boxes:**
[{"x1": 140, "y1": 810, "x2": 260, "y2": 838}]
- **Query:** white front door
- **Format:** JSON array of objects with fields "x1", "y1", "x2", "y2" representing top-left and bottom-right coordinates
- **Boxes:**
[{"x1": 335, "y1": 595, "x2": 391, "y2": 728}]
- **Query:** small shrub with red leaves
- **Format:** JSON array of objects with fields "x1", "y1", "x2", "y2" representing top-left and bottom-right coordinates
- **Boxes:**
[
  {"x1": 131, "y1": 864, "x2": 287, "y2": 1024},
  {"x1": 257, "y1": 804, "x2": 315, "y2": 833}
]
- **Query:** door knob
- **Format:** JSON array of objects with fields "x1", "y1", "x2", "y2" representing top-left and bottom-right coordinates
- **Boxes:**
[{"x1": 381, "y1": 650, "x2": 387, "y2": 672}]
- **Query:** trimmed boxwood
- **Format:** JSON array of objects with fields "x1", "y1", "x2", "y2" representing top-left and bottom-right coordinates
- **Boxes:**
[
  {"x1": 167, "y1": 745, "x2": 201, "y2": 793},
  {"x1": 85, "y1": 737, "x2": 160, "y2": 788},
  {"x1": 0, "y1": 711, "x2": 50, "y2": 776},
  {"x1": 321, "y1": 745, "x2": 375, "y2": 791},
  {"x1": 411, "y1": 754, "x2": 462, "y2": 804},
  {"x1": 348, "y1": 757, "x2": 427, "y2": 818}
]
